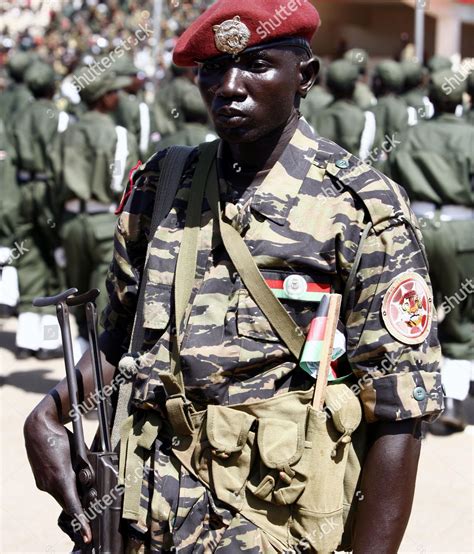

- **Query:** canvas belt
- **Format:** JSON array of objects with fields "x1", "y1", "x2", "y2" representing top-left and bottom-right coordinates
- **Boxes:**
[
  {"x1": 64, "y1": 198, "x2": 116, "y2": 215},
  {"x1": 411, "y1": 201, "x2": 474, "y2": 222}
]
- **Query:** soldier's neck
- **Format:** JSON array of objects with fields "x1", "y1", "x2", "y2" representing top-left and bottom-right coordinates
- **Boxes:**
[{"x1": 225, "y1": 111, "x2": 299, "y2": 174}]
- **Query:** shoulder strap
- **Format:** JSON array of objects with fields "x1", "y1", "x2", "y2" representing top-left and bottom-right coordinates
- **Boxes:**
[{"x1": 111, "y1": 145, "x2": 193, "y2": 450}]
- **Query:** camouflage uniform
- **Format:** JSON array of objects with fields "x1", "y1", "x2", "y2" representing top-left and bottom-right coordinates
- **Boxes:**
[{"x1": 101, "y1": 118, "x2": 442, "y2": 552}]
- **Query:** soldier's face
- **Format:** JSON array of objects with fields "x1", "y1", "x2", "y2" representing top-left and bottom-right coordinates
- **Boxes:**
[{"x1": 197, "y1": 47, "x2": 317, "y2": 143}]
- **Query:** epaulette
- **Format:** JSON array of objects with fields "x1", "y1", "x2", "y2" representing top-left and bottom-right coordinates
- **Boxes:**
[{"x1": 315, "y1": 137, "x2": 409, "y2": 229}]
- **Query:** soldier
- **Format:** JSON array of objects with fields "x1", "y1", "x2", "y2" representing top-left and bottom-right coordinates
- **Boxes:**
[
  {"x1": 427, "y1": 54, "x2": 452, "y2": 74},
  {"x1": 10, "y1": 61, "x2": 66, "y2": 359},
  {"x1": 314, "y1": 59, "x2": 376, "y2": 159},
  {"x1": 371, "y1": 60, "x2": 409, "y2": 175},
  {"x1": 299, "y1": 72, "x2": 333, "y2": 131},
  {"x1": 110, "y1": 55, "x2": 162, "y2": 159},
  {"x1": 154, "y1": 87, "x2": 217, "y2": 149},
  {"x1": 0, "y1": 51, "x2": 34, "y2": 125},
  {"x1": 401, "y1": 59, "x2": 434, "y2": 124},
  {"x1": 58, "y1": 68, "x2": 138, "y2": 354},
  {"x1": 25, "y1": 1, "x2": 442, "y2": 552},
  {"x1": 0, "y1": 117, "x2": 20, "y2": 317},
  {"x1": 344, "y1": 47, "x2": 377, "y2": 111},
  {"x1": 391, "y1": 69, "x2": 473, "y2": 433}
]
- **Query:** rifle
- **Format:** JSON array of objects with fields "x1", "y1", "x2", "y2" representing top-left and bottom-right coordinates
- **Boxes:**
[{"x1": 33, "y1": 288, "x2": 123, "y2": 554}]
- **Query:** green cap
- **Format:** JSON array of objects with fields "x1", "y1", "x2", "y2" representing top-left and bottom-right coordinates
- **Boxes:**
[
  {"x1": 73, "y1": 66, "x2": 133, "y2": 104},
  {"x1": 400, "y1": 60, "x2": 424, "y2": 89},
  {"x1": 7, "y1": 51, "x2": 35, "y2": 80},
  {"x1": 429, "y1": 69, "x2": 466, "y2": 104},
  {"x1": 373, "y1": 60, "x2": 404, "y2": 90},
  {"x1": 109, "y1": 55, "x2": 138, "y2": 77},
  {"x1": 326, "y1": 60, "x2": 359, "y2": 93},
  {"x1": 344, "y1": 48, "x2": 369, "y2": 71},
  {"x1": 24, "y1": 61, "x2": 56, "y2": 93},
  {"x1": 427, "y1": 55, "x2": 451, "y2": 74}
]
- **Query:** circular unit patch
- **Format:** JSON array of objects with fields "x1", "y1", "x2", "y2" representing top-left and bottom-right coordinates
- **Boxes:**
[{"x1": 381, "y1": 272, "x2": 432, "y2": 345}]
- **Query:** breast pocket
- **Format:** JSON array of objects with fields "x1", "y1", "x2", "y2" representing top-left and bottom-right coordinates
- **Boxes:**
[{"x1": 143, "y1": 281, "x2": 172, "y2": 331}]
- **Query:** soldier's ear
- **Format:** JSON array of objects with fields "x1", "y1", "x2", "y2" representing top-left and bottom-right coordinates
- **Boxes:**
[{"x1": 299, "y1": 56, "x2": 320, "y2": 98}]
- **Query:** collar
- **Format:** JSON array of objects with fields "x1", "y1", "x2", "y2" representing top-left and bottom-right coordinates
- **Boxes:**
[{"x1": 227, "y1": 117, "x2": 318, "y2": 226}]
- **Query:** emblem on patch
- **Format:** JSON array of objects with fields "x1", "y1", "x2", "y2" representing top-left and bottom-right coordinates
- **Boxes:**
[
  {"x1": 381, "y1": 272, "x2": 432, "y2": 344},
  {"x1": 213, "y1": 16, "x2": 251, "y2": 55}
]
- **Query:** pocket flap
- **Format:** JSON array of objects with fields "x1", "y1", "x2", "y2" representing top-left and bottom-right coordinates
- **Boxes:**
[
  {"x1": 257, "y1": 418, "x2": 304, "y2": 469},
  {"x1": 325, "y1": 384, "x2": 362, "y2": 435},
  {"x1": 207, "y1": 405, "x2": 255, "y2": 455}
]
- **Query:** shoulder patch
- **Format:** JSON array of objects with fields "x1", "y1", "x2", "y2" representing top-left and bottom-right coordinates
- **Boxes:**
[{"x1": 381, "y1": 272, "x2": 433, "y2": 345}]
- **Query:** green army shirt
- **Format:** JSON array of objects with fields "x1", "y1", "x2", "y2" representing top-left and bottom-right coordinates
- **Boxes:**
[
  {"x1": 391, "y1": 113, "x2": 474, "y2": 206},
  {"x1": 102, "y1": 117, "x2": 442, "y2": 424}
]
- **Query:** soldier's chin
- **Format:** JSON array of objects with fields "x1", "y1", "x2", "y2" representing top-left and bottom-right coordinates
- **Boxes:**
[{"x1": 214, "y1": 121, "x2": 266, "y2": 144}]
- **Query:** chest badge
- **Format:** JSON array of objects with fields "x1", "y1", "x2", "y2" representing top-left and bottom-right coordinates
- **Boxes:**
[
  {"x1": 283, "y1": 275, "x2": 307, "y2": 300},
  {"x1": 382, "y1": 272, "x2": 433, "y2": 345},
  {"x1": 213, "y1": 16, "x2": 251, "y2": 56}
]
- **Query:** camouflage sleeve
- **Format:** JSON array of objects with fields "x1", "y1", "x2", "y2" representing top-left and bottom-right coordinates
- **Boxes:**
[
  {"x1": 99, "y1": 150, "x2": 167, "y2": 366},
  {"x1": 341, "y1": 196, "x2": 443, "y2": 423}
]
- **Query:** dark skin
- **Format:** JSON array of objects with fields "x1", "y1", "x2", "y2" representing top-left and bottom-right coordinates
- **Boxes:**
[{"x1": 24, "y1": 46, "x2": 422, "y2": 552}]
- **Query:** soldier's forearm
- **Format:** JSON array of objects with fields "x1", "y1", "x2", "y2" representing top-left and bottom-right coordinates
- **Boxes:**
[
  {"x1": 39, "y1": 348, "x2": 116, "y2": 425},
  {"x1": 352, "y1": 419, "x2": 422, "y2": 554}
]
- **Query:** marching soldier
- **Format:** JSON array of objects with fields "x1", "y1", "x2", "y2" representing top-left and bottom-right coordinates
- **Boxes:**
[
  {"x1": 0, "y1": 50, "x2": 34, "y2": 125},
  {"x1": 371, "y1": 60, "x2": 409, "y2": 175},
  {"x1": 314, "y1": 59, "x2": 376, "y2": 159},
  {"x1": 401, "y1": 60, "x2": 434, "y2": 124},
  {"x1": 10, "y1": 61, "x2": 66, "y2": 359},
  {"x1": 58, "y1": 67, "x2": 138, "y2": 354},
  {"x1": 299, "y1": 72, "x2": 333, "y2": 131},
  {"x1": 25, "y1": 1, "x2": 442, "y2": 552},
  {"x1": 391, "y1": 69, "x2": 473, "y2": 433},
  {"x1": 344, "y1": 47, "x2": 377, "y2": 111}
]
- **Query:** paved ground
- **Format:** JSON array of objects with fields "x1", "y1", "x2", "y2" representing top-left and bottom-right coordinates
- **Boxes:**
[{"x1": 1, "y1": 315, "x2": 473, "y2": 554}]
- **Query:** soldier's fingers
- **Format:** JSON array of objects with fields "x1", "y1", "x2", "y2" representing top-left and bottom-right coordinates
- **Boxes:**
[{"x1": 61, "y1": 488, "x2": 92, "y2": 544}]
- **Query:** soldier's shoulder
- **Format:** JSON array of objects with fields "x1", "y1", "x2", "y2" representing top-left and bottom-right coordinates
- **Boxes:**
[{"x1": 315, "y1": 136, "x2": 411, "y2": 227}]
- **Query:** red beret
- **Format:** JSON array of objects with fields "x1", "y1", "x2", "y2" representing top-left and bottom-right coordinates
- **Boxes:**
[{"x1": 173, "y1": 0, "x2": 320, "y2": 67}]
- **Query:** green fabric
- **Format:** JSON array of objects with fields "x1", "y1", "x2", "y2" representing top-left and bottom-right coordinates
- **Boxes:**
[
  {"x1": 155, "y1": 123, "x2": 216, "y2": 150},
  {"x1": 0, "y1": 83, "x2": 33, "y2": 125},
  {"x1": 429, "y1": 69, "x2": 466, "y2": 104},
  {"x1": 24, "y1": 61, "x2": 56, "y2": 94},
  {"x1": 344, "y1": 48, "x2": 368, "y2": 71},
  {"x1": 427, "y1": 55, "x2": 451, "y2": 74},
  {"x1": 421, "y1": 219, "x2": 474, "y2": 359},
  {"x1": 0, "y1": 119, "x2": 20, "y2": 245},
  {"x1": 74, "y1": 66, "x2": 132, "y2": 104},
  {"x1": 314, "y1": 99, "x2": 365, "y2": 156},
  {"x1": 391, "y1": 114, "x2": 474, "y2": 206},
  {"x1": 300, "y1": 85, "x2": 334, "y2": 128},
  {"x1": 353, "y1": 81, "x2": 376, "y2": 111},
  {"x1": 61, "y1": 212, "x2": 116, "y2": 337},
  {"x1": 60, "y1": 110, "x2": 138, "y2": 203},
  {"x1": 402, "y1": 88, "x2": 429, "y2": 117},
  {"x1": 327, "y1": 60, "x2": 359, "y2": 92},
  {"x1": 6, "y1": 51, "x2": 35, "y2": 80},
  {"x1": 401, "y1": 60, "x2": 424, "y2": 89}
]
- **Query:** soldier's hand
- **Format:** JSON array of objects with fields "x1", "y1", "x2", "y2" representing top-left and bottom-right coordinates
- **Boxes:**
[{"x1": 23, "y1": 396, "x2": 92, "y2": 544}]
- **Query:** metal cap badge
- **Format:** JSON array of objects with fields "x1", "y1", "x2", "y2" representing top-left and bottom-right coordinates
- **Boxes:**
[{"x1": 213, "y1": 16, "x2": 251, "y2": 55}]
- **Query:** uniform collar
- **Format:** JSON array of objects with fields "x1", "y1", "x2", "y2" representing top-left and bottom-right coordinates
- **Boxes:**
[{"x1": 245, "y1": 117, "x2": 319, "y2": 226}]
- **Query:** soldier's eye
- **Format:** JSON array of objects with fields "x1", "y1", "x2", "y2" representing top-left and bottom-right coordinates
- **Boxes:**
[{"x1": 202, "y1": 61, "x2": 222, "y2": 72}]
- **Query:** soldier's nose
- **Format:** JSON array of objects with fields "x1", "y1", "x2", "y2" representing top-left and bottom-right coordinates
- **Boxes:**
[{"x1": 216, "y1": 67, "x2": 246, "y2": 99}]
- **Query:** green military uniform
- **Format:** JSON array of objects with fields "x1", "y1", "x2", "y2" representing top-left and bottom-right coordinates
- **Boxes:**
[
  {"x1": 154, "y1": 88, "x2": 216, "y2": 149},
  {"x1": 299, "y1": 84, "x2": 333, "y2": 131},
  {"x1": 110, "y1": 56, "x2": 162, "y2": 159},
  {"x1": 10, "y1": 61, "x2": 66, "y2": 356},
  {"x1": 371, "y1": 60, "x2": 409, "y2": 176},
  {"x1": 314, "y1": 60, "x2": 376, "y2": 159},
  {"x1": 101, "y1": 115, "x2": 442, "y2": 552},
  {"x1": 0, "y1": 118, "x2": 20, "y2": 315},
  {"x1": 427, "y1": 55, "x2": 452, "y2": 74},
  {"x1": 154, "y1": 73, "x2": 198, "y2": 133},
  {"x1": 401, "y1": 60, "x2": 434, "y2": 124},
  {"x1": 59, "y1": 69, "x2": 138, "y2": 342},
  {"x1": 391, "y1": 70, "x2": 473, "y2": 409},
  {"x1": 344, "y1": 48, "x2": 377, "y2": 111},
  {"x1": 0, "y1": 51, "x2": 34, "y2": 126}
]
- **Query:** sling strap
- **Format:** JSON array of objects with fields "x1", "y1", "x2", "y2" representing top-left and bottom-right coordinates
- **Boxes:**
[{"x1": 111, "y1": 146, "x2": 193, "y2": 450}]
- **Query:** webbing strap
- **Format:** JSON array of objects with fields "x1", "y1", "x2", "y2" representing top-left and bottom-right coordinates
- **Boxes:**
[
  {"x1": 111, "y1": 146, "x2": 193, "y2": 451},
  {"x1": 205, "y1": 156, "x2": 305, "y2": 362}
]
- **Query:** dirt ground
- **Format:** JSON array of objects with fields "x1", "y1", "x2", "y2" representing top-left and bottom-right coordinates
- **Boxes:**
[{"x1": 1, "y1": 315, "x2": 473, "y2": 554}]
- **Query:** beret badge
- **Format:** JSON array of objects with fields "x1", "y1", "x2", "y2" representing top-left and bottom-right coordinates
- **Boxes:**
[{"x1": 213, "y1": 16, "x2": 251, "y2": 55}]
